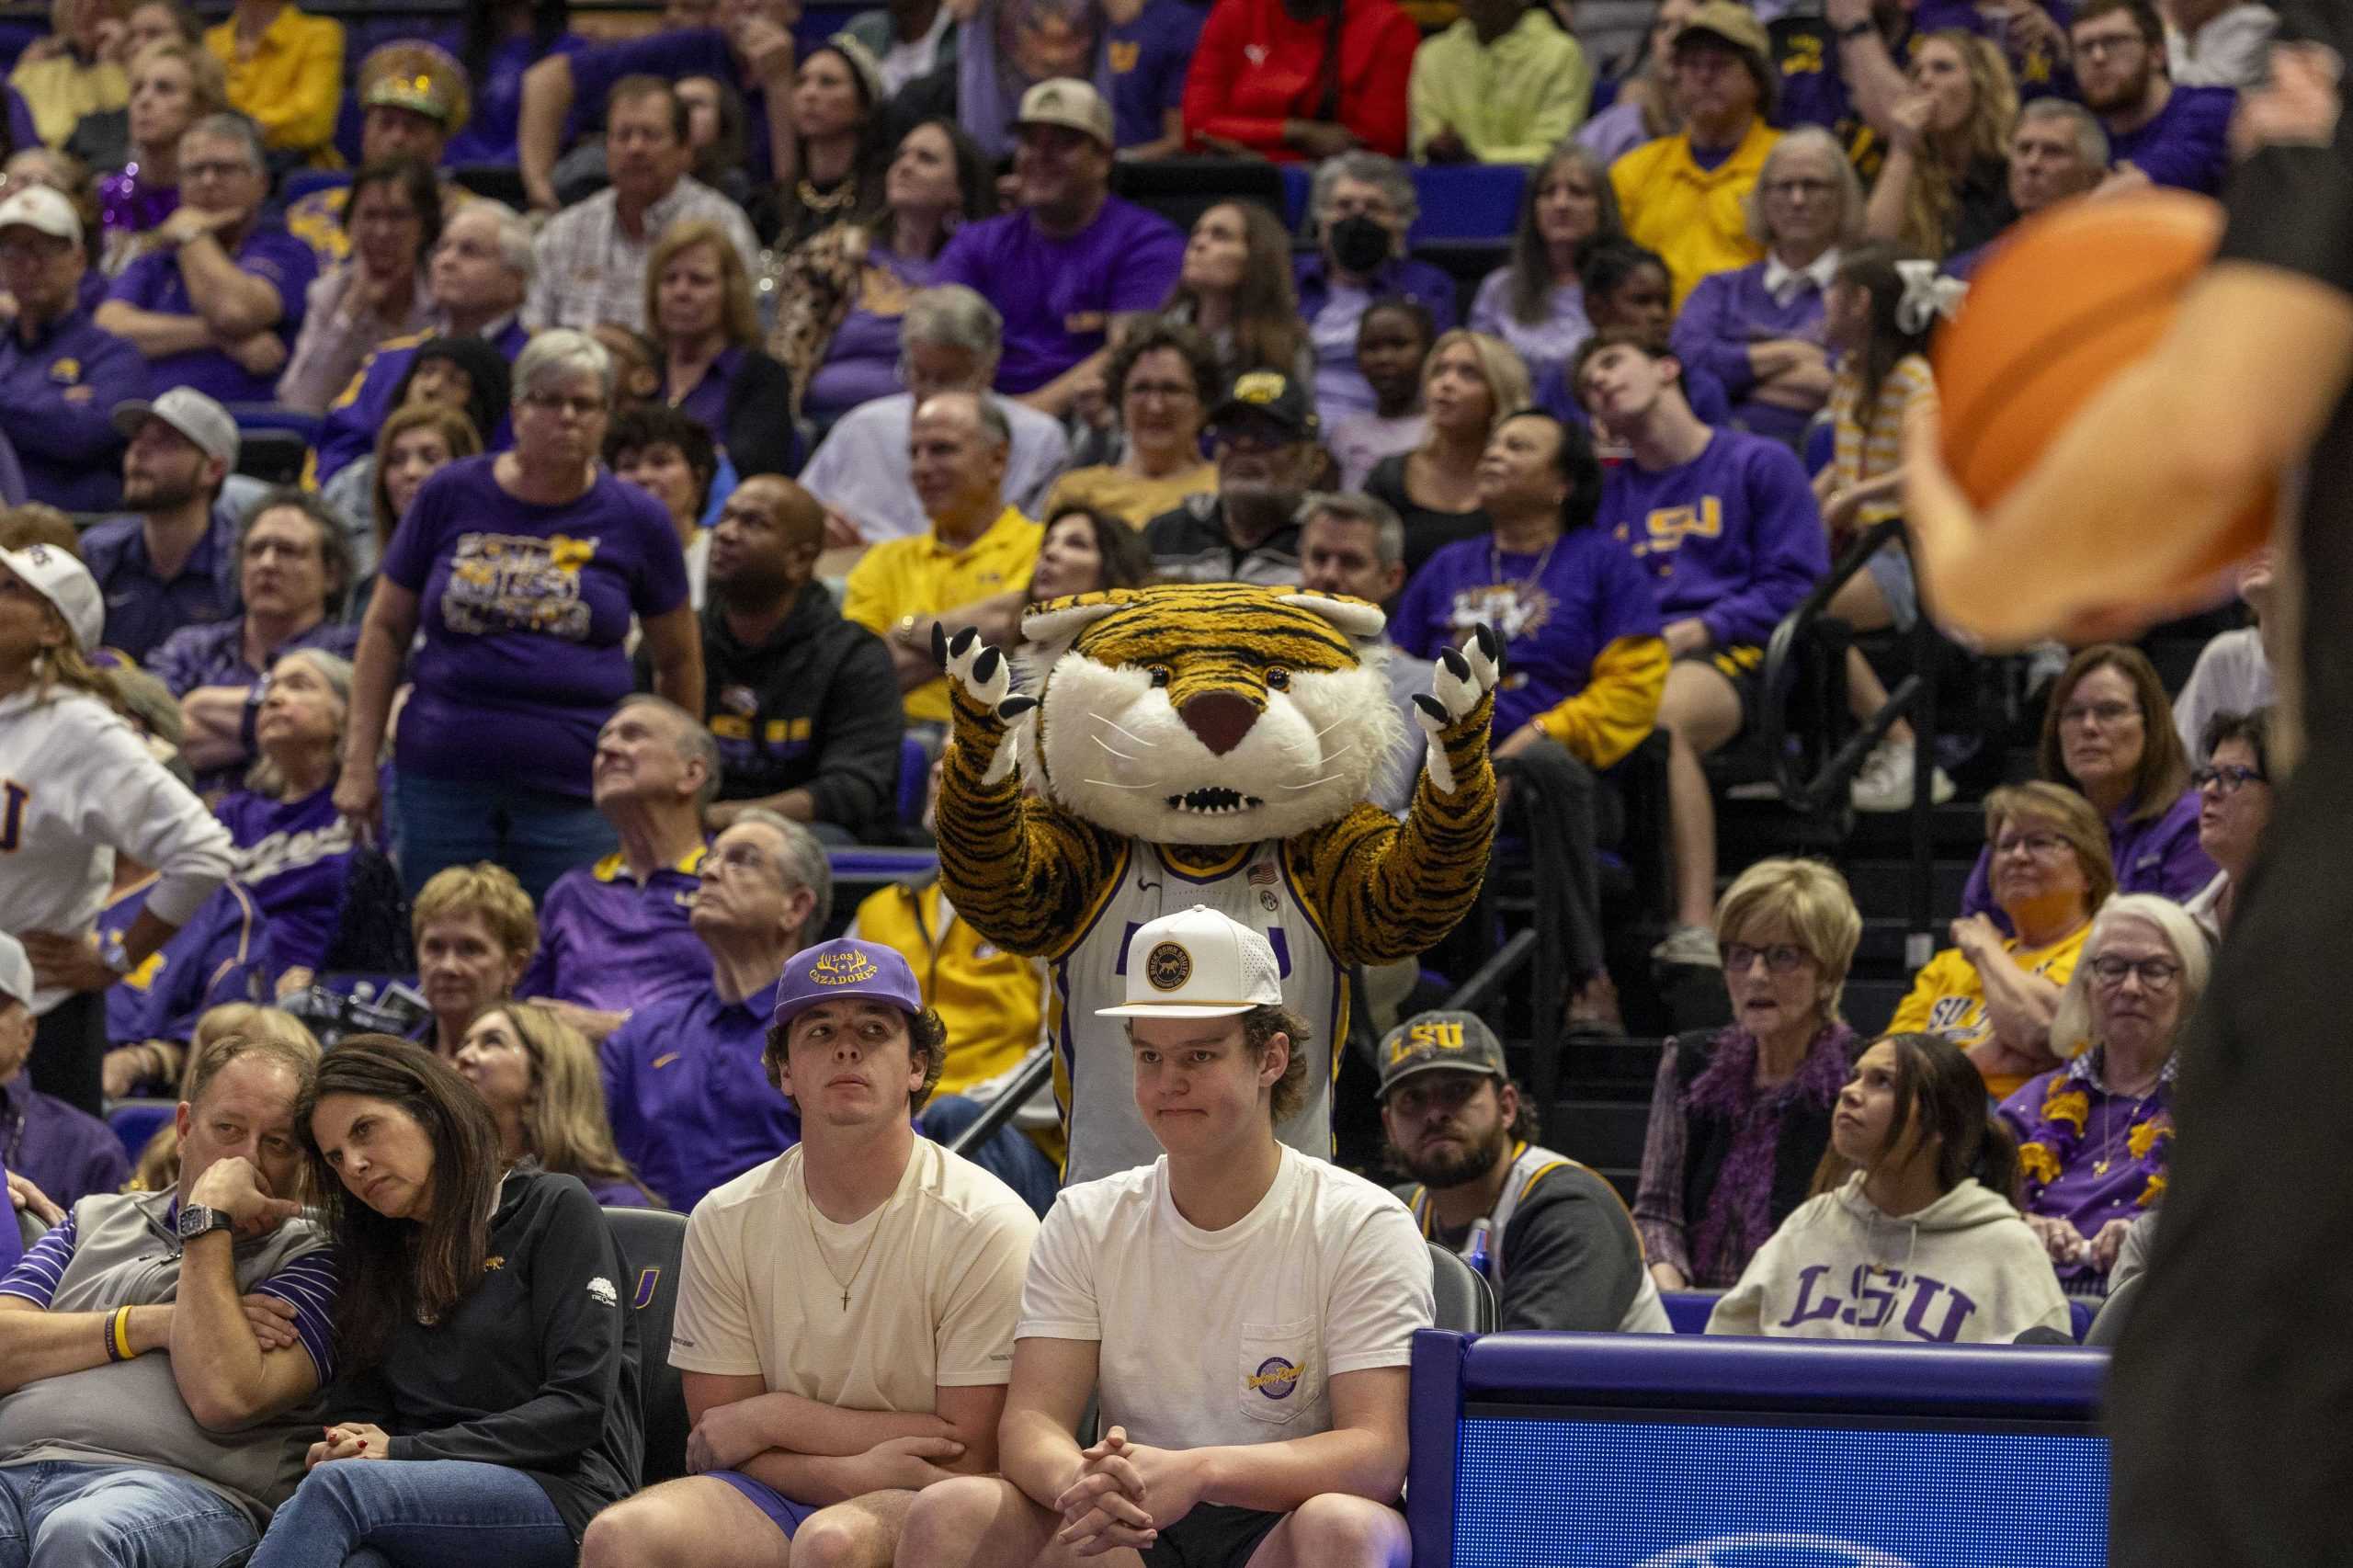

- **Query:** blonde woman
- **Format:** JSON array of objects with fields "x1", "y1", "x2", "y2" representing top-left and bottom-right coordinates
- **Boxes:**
[
  {"x1": 642, "y1": 217, "x2": 794, "y2": 477},
  {"x1": 1364, "y1": 328, "x2": 1534, "y2": 575},
  {"x1": 1631, "y1": 858, "x2": 1864, "y2": 1290},
  {"x1": 453, "y1": 999, "x2": 657, "y2": 1208},
  {"x1": 97, "y1": 37, "x2": 224, "y2": 272},
  {"x1": 1864, "y1": 30, "x2": 2019, "y2": 260},
  {"x1": 0, "y1": 542, "x2": 231, "y2": 1116}
]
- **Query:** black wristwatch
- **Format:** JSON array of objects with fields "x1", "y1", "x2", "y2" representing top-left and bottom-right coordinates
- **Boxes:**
[
  {"x1": 1836, "y1": 18, "x2": 1876, "y2": 40},
  {"x1": 176, "y1": 1204, "x2": 233, "y2": 1242}
]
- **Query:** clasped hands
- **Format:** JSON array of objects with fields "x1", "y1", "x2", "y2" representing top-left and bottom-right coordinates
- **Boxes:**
[{"x1": 1051, "y1": 1426, "x2": 1207, "y2": 1557}]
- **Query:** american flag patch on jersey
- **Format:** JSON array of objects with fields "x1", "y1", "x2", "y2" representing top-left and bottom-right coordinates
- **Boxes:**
[{"x1": 1248, "y1": 860, "x2": 1278, "y2": 886}]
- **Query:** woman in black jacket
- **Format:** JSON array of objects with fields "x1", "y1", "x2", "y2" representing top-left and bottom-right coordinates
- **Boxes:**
[
  {"x1": 247, "y1": 1037, "x2": 642, "y2": 1567},
  {"x1": 644, "y1": 217, "x2": 797, "y2": 480}
]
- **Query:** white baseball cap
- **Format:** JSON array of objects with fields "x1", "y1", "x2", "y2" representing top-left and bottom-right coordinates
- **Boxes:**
[
  {"x1": 112, "y1": 385, "x2": 240, "y2": 470},
  {"x1": 0, "y1": 931, "x2": 32, "y2": 1008},
  {"x1": 0, "y1": 184, "x2": 80, "y2": 246},
  {"x1": 0, "y1": 540, "x2": 102, "y2": 653},
  {"x1": 1097, "y1": 904, "x2": 1283, "y2": 1019}
]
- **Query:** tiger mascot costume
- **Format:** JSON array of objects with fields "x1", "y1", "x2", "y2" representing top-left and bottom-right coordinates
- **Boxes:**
[{"x1": 932, "y1": 582, "x2": 1500, "y2": 1183}]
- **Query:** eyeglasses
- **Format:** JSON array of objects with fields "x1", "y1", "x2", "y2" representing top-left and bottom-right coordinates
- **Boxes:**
[
  {"x1": 2074, "y1": 31, "x2": 2146, "y2": 61},
  {"x1": 1992, "y1": 831, "x2": 2071, "y2": 859},
  {"x1": 2086, "y1": 955, "x2": 2181, "y2": 990},
  {"x1": 1719, "y1": 942, "x2": 1812, "y2": 974},
  {"x1": 2059, "y1": 699, "x2": 2138, "y2": 728},
  {"x1": 2191, "y1": 763, "x2": 2266, "y2": 795},
  {"x1": 520, "y1": 392, "x2": 607, "y2": 419}
]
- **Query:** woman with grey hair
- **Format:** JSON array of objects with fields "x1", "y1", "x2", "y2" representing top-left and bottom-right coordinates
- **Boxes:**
[
  {"x1": 214, "y1": 648, "x2": 399, "y2": 989},
  {"x1": 333, "y1": 327, "x2": 704, "y2": 904},
  {"x1": 1470, "y1": 141, "x2": 1624, "y2": 383},
  {"x1": 1667, "y1": 125, "x2": 1861, "y2": 447},
  {"x1": 1295, "y1": 150, "x2": 1461, "y2": 419},
  {"x1": 1996, "y1": 893, "x2": 2207, "y2": 1294}
]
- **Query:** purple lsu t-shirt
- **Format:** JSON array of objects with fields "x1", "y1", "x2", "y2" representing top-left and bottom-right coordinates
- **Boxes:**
[
  {"x1": 2109, "y1": 83, "x2": 2237, "y2": 196},
  {"x1": 932, "y1": 196, "x2": 1185, "y2": 393},
  {"x1": 1108, "y1": 0, "x2": 1204, "y2": 147},
  {"x1": 383, "y1": 456, "x2": 691, "y2": 796},
  {"x1": 1597, "y1": 429, "x2": 1829, "y2": 650},
  {"x1": 215, "y1": 784, "x2": 358, "y2": 974},
  {"x1": 105, "y1": 224, "x2": 317, "y2": 403},
  {"x1": 1392, "y1": 527, "x2": 1664, "y2": 739}
]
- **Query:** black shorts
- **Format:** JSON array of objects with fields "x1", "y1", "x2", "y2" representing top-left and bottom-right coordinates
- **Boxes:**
[
  {"x1": 1141, "y1": 1503, "x2": 1287, "y2": 1568},
  {"x1": 1674, "y1": 640, "x2": 1765, "y2": 742}
]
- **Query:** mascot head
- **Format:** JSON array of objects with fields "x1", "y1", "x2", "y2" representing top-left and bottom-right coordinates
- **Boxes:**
[{"x1": 1017, "y1": 584, "x2": 1406, "y2": 846}]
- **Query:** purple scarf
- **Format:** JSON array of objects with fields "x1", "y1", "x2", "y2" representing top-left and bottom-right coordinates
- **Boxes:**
[
  {"x1": 99, "y1": 162, "x2": 178, "y2": 237},
  {"x1": 1682, "y1": 1019, "x2": 1856, "y2": 1285}
]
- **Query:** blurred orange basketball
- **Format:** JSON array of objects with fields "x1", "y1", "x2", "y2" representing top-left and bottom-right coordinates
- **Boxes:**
[{"x1": 1932, "y1": 190, "x2": 2274, "y2": 583}]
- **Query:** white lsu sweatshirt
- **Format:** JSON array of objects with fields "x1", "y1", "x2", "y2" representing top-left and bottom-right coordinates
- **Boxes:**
[
  {"x1": 0, "y1": 686, "x2": 233, "y2": 1013},
  {"x1": 1706, "y1": 1174, "x2": 2072, "y2": 1345}
]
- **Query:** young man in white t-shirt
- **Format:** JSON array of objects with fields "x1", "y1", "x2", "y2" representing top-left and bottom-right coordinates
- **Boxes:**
[
  {"x1": 580, "y1": 938, "x2": 1040, "y2": 1568},
  {"x1": 896, "y1": 905, "x2": 1434, "y2": 1568}
]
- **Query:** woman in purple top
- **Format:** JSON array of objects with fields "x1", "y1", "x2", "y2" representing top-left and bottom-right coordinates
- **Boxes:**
[
  {"x1": 1959, "y1": 644, "x2": 2217, "y2": 924},
  {"x1": 1469, "y1": 142, "x2": 1622, "y2": 385},
  {"x1": 767, "y1": 116, "x2": 993, "y2": 425},
  {"x1": 97, "y1": 39, "x2": 222, "y2": 275},
  {"x1": 1998, "y1": 895, "x2": 2203, "y2": 1294},
  {"x1": 334, "y1": 329, "x2": 705, "y2": 906},
  {"x1": 455, "y1": 1002, "x2": 658, "y2": 1209},
  {"x1": 1670, "y1": 127, "x2": 1857, "y2": 448},
  {"x1": 643, "y1": 219, "x2": 795, "y2": 480},
  {"x1": 1633, "y1": 858, "x2": 1864, "y2": 1290}
]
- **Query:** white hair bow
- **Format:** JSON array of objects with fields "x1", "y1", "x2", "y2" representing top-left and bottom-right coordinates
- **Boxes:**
[{"x1": 1894, "y1": 259, "x2": 1970, "y2": 335}]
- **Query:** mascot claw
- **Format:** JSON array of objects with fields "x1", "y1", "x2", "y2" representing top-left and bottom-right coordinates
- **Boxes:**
[
  {"x1": 934, "y1": 624, "x2": 1026, "y2": 786},
  {"x1": 1415, "y1": 624, "x2": 1500, "y2": 795}
]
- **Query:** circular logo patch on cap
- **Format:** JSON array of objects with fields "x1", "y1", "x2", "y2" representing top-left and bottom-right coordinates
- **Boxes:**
[{"x1": 1145, "y1": 941, "x2": 1192, "y2": 992}]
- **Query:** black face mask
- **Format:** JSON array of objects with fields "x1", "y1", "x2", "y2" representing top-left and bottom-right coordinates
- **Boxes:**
[{"x1": 1328, "y1": 212, "x2": 1392, "y2": 276}]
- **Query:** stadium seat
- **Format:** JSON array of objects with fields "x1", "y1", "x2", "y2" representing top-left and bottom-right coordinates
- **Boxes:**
[
  {"x1": 1429, "y1": 1242, "x2": 1498, "y2": 1334},
  {"x1": 1110, "y1": 158, "x2": 1288, "y2": 236},
  {"x1": 449, "y1": 165, "x2": 529, "y2": 209},
  {"x1": 1659, "y1": 1290, "x2": 1722, "y2": 1335},
  {"x1": 230, "y1": 426, "x2": 311, "y2": 486},
  {"x1": 2084, "y1": 1281, "x2": 2136, "y2": 1346},
  {"x1": 1410, "y1": 238, "x2": 1509, "y2": 324},
  {"x1": 17, "y1": 1206, "x2": 45, "y2": 1251},
  {"x1": 605, "y1": 1206, "x2": 690, "y2": 1484},
  {"x1": 106, "y1": 1098, "x2": 175, "y2": 1164},
  {"x1": 895, "y1": 733, "x2": 928, "y2": 829},
  {"x1": 1409, "y1": 165, "x2": 1526, "y2": 242}
]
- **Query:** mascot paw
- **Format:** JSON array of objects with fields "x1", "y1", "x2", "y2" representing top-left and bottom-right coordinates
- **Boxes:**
[
  {"x1": 1412, "y1": 624, "x2": 1501, "y2": 796},
  {"x1": 932, "y1": 625, "x2": 1030, "y2": 786}
]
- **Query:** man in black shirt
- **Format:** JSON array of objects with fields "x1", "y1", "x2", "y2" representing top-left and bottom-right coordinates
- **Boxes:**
[
  {"x1": 1380, "y1": 1010, "x2": 1670, "y2": 1333},
  {"x1": 694, "y1": 475, "x2": 904, "y2": 843},
  {"x1": 1900, "y1": 14, "x2": 2353, "y2": 1560}
]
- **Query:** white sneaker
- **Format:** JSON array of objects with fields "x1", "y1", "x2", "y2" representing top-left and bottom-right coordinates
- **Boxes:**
[
  {"x1": 1651, "y1": 924, "x2": 1722, "y2": 969},
  {"x1": 1851, "y1": 738, "x2": 1956, "y2": 813}
]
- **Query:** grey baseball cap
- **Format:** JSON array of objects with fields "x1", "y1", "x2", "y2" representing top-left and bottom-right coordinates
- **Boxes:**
[
  {"x1": 113, "y1": 385, "x2": 240, "y2": 469},
  {"x1": 1376, "y1": 1010, "x2": 1509, "y2": 1099}
]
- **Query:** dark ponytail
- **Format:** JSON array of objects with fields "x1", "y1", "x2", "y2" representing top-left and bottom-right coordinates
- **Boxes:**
[{"x1": 1833, "y1": 242, "x2": 1938, "y2": 415}]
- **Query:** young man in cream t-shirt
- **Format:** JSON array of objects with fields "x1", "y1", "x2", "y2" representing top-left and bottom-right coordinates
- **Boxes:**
[
  {"x1": 581, "y1": 938, "x2": 1039, "y2": 1568},
  {"x1": 898, "y1": 905, "x2": 1435, "y2": 1568}
]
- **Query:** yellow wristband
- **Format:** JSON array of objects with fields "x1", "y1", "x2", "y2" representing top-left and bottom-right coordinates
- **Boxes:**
[{"x1": 111, "y1": 1304, "x2": 134, "y2": 1362}]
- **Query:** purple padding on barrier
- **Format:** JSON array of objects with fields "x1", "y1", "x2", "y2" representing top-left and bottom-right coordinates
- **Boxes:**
[
  {"x1": 1459, "y1": 1332, "x2": 2108, "y2": 1420},
  {"x1": 1661, "y1": 1289, "x2": 1720, "y2": 1334},
  {"x1": 1407, "y1": 1330, "x2": 1471, "y2": 1568},
  {"x1": 825, "y1": 848, "x2": 939, "y2": 881}
]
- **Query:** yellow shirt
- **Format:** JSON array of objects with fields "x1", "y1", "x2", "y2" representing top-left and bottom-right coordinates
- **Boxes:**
[
  {"x1": 1889, "y1": 923, "x2": 2091, "y2": 1100},
  {"x1": 1609, "y1": 118, "x2": 1780, "y2": 308},
  {"x1": 841, "y1": 506, "x2": 1042, "y2": 724},
  {"x1": 7, "y1": 53, "x2": 126, "y2": 150},
  {"x1": 206, "y1": 6, "x2": 345, "y2": 163},
  {"x1": 1038, "y1": 461, "x2": 1216, "y2": 529},
  {"x1": 849, "y1": 878, "x2": 1064, "y2": 1165}
]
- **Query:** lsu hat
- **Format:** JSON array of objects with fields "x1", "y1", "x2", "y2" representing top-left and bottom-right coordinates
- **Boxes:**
[
  {"x1": 1375, "y1": 1010, "x2": 1508, "y2": 1099},
  {"x1": 0, "y1": 540, "x2": 102, "y2": 653},
  {"x1": 1098, "y1": 904, "x2": 1283, "y2": 1019},
  {"x1": 1015, "y1": 77, "x2": 1115, "y2": 149},
  {"x1": 1208, "y1": 369, "x2": 1319, "y2": 438},
  {"x1": 770, "y1": 938, "x2": 924, "y2": 1030}
]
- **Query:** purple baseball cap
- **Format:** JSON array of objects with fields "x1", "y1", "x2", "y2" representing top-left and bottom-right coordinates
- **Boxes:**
[{"x1": 771, "y1": 938, "x2": 923, "y2": 1030}]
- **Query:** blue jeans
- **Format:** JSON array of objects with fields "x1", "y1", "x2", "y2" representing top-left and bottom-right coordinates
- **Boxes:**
[
  {"x1": 247, "y1": 1459, "x2": 573, "y2": 1568},
  {"x1": 0, "y1": 1460, "x2": 256, "y2": 1568},
  {"x1": 919, "y1": 1096, "x2": 1060, "y2": 1216},
  {"x1": 393, "y1": 770, "x2": 619, "y2": 907}
]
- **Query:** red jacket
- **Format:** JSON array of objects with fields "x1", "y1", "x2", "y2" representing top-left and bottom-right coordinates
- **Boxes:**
[{"x1": 1181, "y1": 0, "x2": 1419, "y2": 159}]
